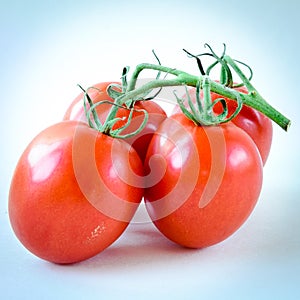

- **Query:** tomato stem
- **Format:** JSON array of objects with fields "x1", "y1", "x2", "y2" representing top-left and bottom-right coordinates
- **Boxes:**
[
  {"x1": 122, "y1": 60, "x2": 290, "y2": 131},
  {"x1": 98, "y1": 45, "x2": 290, "y2": 136}
]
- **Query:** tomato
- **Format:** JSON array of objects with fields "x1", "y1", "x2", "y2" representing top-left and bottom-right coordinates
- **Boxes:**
[
  {"x1": 172, "y1": 85, "x2": 273, "y2": 165},
  {"x1": 144, "y1": 113, "x2": 263, "y2": 248},
  {"x1": 64, "y1": 82, "x2": 167, "y2": 161},
  {"x1": 9, "y1": 121, "x2": 144, "y2": 264}
]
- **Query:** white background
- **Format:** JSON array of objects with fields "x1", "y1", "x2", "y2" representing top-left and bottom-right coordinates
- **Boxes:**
[{"x1": 1, "y1": 0, "x2": 299, "y2": 299}]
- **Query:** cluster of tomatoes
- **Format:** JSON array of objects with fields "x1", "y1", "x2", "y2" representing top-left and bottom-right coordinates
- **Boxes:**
[{"x1": 8, "y1": 81, "x2": 273, "y2": 264}]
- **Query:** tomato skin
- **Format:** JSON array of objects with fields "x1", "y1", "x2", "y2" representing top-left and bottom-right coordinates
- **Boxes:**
[
  {"x1": 172, "y1": 85, "x2": 273, "y2": 165},
  {"x1": 64, "y1": 82, "x2": 167, "y2": 161},
  {"x1": 144, "y1": 114, "x2": 263, "y2": 248},
  {"x1": 9, "y1": 121, "x2": 143, "y2": 264}
]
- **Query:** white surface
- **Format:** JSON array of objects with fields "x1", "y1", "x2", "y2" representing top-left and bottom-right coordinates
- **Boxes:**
[{"x1": 1, "y1": 1, "x2": 300, "y2": 299}]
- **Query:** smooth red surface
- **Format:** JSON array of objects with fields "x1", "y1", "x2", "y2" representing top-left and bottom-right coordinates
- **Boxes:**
[
  {"x1": 9, "y1": 121, "x2": 144, "y2": 264},
  {"x1": 144, "y1": 114, "x2": 263, "y2": 248}
]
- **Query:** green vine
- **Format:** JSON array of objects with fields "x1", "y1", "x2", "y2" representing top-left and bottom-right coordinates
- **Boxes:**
[{"x1": 81, "y1": 44, "x2": 291, "y2": 137}]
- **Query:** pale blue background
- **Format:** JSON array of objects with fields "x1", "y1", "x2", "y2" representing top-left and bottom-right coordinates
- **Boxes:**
[{"x1": 1, "y1": 0, "x2": 300, "y2": 299}]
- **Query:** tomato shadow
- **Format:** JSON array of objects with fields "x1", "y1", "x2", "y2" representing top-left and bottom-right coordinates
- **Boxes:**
[{"x1": 64, "y1": 222, "x2": 202, "y2": 272}]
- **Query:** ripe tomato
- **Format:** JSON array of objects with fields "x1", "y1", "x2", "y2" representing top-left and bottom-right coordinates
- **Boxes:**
[
  {"x1": 144, "y1": 113, "x2": 263, "y2": 248},
  {"x1": 9, "y1": 121, "x2": 144, "y2": 264},
  {"x1": 64, "y1": 82, "x2": 167, "y2": 161},
  {"x1": 172, "y1": 85, "x2": 273, "y2": 165}
]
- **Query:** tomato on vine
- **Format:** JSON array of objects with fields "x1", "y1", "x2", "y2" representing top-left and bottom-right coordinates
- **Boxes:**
[
  {"x1": 8, "y1": 44, "x2": 291, "y2": 263},
  {"x1": 9, "y1": 121, "x2": 144, "y2": 264},
  {"x1": 144, "y1": 113, "x2": 263, "y2": 248}
]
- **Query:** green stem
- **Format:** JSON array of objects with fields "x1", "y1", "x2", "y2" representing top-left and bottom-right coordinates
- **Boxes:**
[
  {"x1": 101, "y1": 96, "x2": 124, "y2": 134},
  {"x1": 121, "y1": 62, "x2": 291, "y2": 131},
  {"x1": 126, "y1": 63, "x2": 185, "y2": 92},
  {"x1": 210, "y1": 80, "x2": 290, "y2": 131}
]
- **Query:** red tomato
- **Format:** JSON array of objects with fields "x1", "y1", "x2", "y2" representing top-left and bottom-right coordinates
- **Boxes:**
[
  {"x1": 64, "y1": 82, "x2": 167, "y2": 161},
  {"x1": 9, "y1": 121, "x2": 144, "y2": 264},
  {"x1": 144, "y1": 114, "x2": 263, "y2": 248},
  {"x1": 172, "y1": 85, "x2": 273, "y2": 165}
]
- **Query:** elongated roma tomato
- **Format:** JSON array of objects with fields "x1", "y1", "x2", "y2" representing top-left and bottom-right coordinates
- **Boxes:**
[
  {"x1": 144, "y1": 114, "x2": 263, "y2": 248},
  {"x1": 9, "y1": 121, "x2": 144, "y2": 264}
]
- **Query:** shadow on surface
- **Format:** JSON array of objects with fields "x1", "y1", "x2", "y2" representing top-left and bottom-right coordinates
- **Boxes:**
[{"x1": 54, "y1": 222, "x2": 203, "y2": 273}]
